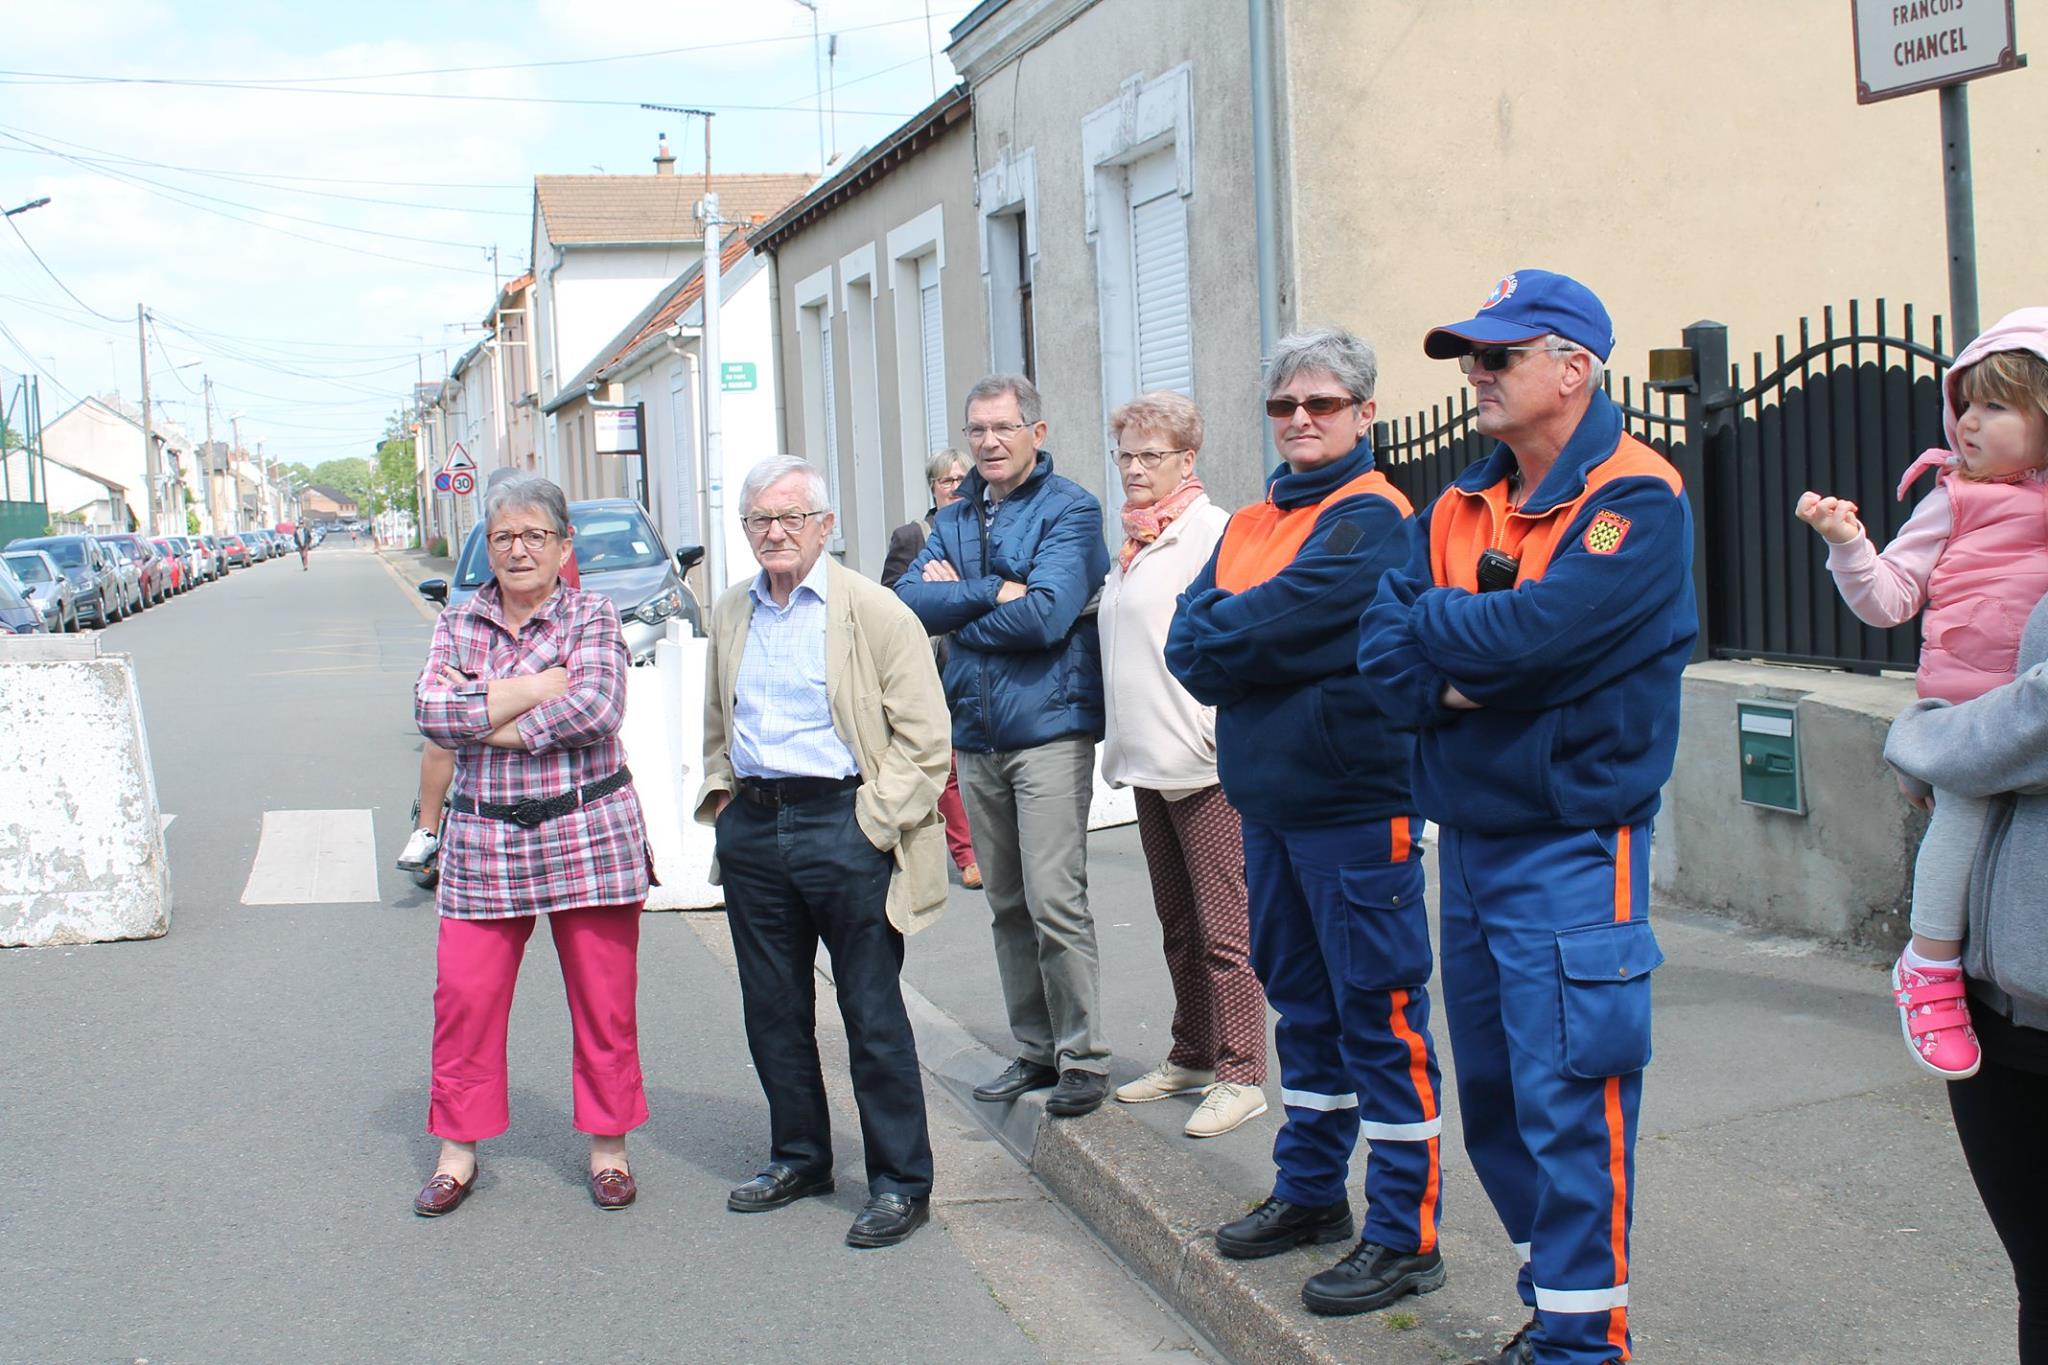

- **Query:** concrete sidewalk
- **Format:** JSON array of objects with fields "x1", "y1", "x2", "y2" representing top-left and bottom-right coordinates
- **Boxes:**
[{"x1": 900, "y1": 822, "x2": 2010, "y2": 1365}]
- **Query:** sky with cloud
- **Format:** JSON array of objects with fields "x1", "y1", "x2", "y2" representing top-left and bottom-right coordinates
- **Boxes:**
[{"x1": 0, "y1": 0, "x2": 970, "y2": 465}]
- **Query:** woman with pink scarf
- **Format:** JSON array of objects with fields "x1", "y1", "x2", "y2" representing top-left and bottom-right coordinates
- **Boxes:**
[{"x1": 1099, "y1": 391, "x2": 1269, "y2": 1139}]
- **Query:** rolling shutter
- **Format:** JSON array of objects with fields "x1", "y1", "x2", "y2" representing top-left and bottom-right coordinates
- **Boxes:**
[
  {"x1": 919, "y1": 261, "x2": 946, "y2": 456},
  {"x1": 1130, "y1": 153, "x2": 1192, "y2": 396}
]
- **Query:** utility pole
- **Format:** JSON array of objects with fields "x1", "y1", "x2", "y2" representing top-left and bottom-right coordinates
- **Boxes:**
[
  {"x1": 203, "y1": 375, "x2": 218, "y2": 533},
  {"x1": 700, "y1": 190, "x2": 727, "y2": 597},
  {"x1": 791, "y1": 0, "x2": 827, "y2": 174},
  {"x1": 230, "y1": 414, "x2": 244, "y2": 529},
  {"x1": 137, "y1": 304, "x2": 159, "y2": 534}
]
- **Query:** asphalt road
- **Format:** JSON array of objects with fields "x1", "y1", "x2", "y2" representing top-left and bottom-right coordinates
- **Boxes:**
[{"x1": 1, "y1": 544, "x2": 1203, "y2": 1365}]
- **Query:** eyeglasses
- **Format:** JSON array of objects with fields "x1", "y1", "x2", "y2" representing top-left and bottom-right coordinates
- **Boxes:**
[
  {"x1": 933, "y1": 474, "x2": 966, "y2": 489},
  {"x1": 1457, "y1": 344, "x2": 1563, "y2": 375},
  {"x1": 487, "y1": 528, "x2": 558, "y2": 552},
  {"x1": 1113, "y1": 448, "x2": 1187, "y2": 469},
  {"x1": 963, "y1": 422, "x2": 1029, "y2": 441},
  {"x1": 1264, "y1": 395, "x2": 1356, "y2": 419},
  {"x1": 742, "y1": 509, "x2": 829, "y2": 536}
]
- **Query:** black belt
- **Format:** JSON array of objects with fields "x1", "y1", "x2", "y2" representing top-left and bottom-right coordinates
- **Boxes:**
[
  {"x1": 451, "y1": 767, "x2": 633, "y2": 828},
  {"x1": 734, "y1": 774, "x2": 861, "y2": 808}
]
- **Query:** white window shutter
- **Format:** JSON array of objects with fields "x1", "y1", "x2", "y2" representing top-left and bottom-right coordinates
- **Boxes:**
[
  {"x1": 919, "y1": 267, "x2": 946, "y2": 456},
  {"x1": 667, "y1": 372, "x2": 700, "y2": 547},
  {"x1": 819, "y1": 312, "x2": 844, "y2": 549},
  {"x1": 1130, "y1": 163, "x2": 1192, "y2": 397}
]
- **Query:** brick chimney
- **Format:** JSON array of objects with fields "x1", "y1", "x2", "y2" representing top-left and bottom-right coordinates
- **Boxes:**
[{"x1": 653, "y1": 133, "x2": 675, "y2": 176}]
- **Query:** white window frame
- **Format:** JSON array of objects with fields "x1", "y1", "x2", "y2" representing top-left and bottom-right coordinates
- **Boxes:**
[
  {"x1": 793, "y1": 264, "x2": 844, "y2": 551},
  {"x1": 1082, "y1": 64, "x2": 1195, "y2": 503},
  {"x1": 887, "y1": 204, "x2": 948, "y2": 523},
  {"x1": 838, "y1": 243, "x2": 886, "y2": 575},
  {"x1": 978, "y1": 147, "x2": 1039, "y2": 387}
]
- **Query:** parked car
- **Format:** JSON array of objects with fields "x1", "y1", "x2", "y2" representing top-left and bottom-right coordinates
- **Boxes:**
[
  {"x1": 99, "y1": 534, "x2": 169, "y2": 607},
  {"x1": 418, "y1": 499, "x2": 705, "y2": 663},
  {"x1": 167, "y1": 536, "x2": 202, "y2": 587},
  {"x1": 0, "y1": 559, "x2": 42, "y2": 634},
  {"x1": 6, "y1": 534, "x2": 122, "y2": 626},
  {"x1": 1, "y1": 549, "x2": 79, "y2": 631},
  {"x1": 198, "y1": 534, "x2": 228, "y2": 577},
  {"x1": 148, "y1": 538, "x2": 187, "y2": 594}
]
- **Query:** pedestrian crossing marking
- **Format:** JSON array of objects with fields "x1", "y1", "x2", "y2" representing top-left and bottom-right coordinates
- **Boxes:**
[{"x1": 240, "y1": 809, "x2": 380, "y2": 905}]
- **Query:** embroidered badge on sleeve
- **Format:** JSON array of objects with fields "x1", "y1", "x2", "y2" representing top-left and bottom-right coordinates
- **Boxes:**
[{"x1": 1583, "y1": 509, "x2": 1632, "y2": 555}]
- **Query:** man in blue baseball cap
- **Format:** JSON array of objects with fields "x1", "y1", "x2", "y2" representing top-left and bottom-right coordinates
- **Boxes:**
[{"x1": 1360, "y1": 270, "x2": 1696, "y2": 1365}]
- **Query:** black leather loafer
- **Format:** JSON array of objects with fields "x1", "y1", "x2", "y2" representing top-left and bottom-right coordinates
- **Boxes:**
[
  {"x1": 726, "y1": 1162, "x2": 835, "y2": 1212},
  {"x1": 1214, "y1": 1194, "x2": 1354, "y2": 1259},
  {"x1": 972, "y1": 1058, "x2": 1060, "y2": 1103},
  {"x1": 1301, "y1": 1240, "x2": 1447, "y2": 1315},
  {"x1": 846, "y1": 1193, "x2": 930, "y2": 1248},
  {"x1": 1044, "y1": 1069, "x2": 1111, "y2": 1117}
]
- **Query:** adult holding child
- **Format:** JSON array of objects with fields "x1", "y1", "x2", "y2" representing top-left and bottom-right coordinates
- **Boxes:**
[{"x1": 1797, "y1": 308, "x2": 2048, "y2": 1081}]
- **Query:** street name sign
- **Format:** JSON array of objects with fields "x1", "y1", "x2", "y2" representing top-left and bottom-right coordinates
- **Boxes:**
[
  {"x1": 721, "y1": 361, "x2": 758, "y2": 392},
  {"x1": 1853, "y1": 0, "x2": 2023, "y2": 102}
]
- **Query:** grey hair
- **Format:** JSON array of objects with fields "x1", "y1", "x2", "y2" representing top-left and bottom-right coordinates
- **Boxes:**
[
  {"x1": 1265, "y1": 327, "x2": 1379, "y2": 404},
  {"x1": 481, "y1": 473, "x2": 569, "y2": 535},
  {"x1": 739, "y1": 455, "x2": 832, "y2": 514},
  {"x1": 964, "y1": 373, "x2": 1042, "y2": 426},
  {"x1": 1544, "y1": 334, "x2": 1606, "y2": 391},
  {"x1": 926, "y1": 447, "x2": 966, "y2": 486}
]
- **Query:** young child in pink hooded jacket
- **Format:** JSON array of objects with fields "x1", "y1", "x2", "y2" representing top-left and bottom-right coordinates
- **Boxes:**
[{"x1": 1798, "y1": 306, "x2": 2048, "y2": 1081}]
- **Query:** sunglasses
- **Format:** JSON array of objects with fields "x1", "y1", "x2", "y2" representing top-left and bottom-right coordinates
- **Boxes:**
[
  {"x1": 1264, "y1": 395, "x2": 1356, "y2": 419},
  {"x1": 1457, "y1": 344, "x2": 1557, "y2": 375}
]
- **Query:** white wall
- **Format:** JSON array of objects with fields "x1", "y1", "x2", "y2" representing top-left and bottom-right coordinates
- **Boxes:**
[{"x1": 42, "y1": 404, "x2": 147, "y2": 519}]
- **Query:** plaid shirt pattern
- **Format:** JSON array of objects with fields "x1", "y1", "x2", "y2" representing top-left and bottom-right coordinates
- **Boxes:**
[{"x1": 415, "y1": 582, "x2": 649, "y2": 920}]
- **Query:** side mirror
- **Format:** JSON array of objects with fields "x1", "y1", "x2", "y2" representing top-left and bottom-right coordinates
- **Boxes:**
[
  {"x1": 675, "y1": 545, "x2": 706, "y2": 572},
  {"x1": 418, "y1": 578, "x2": 449, "y2": 604}
]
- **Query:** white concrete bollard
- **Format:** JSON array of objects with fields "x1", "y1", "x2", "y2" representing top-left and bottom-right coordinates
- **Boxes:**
[
  {"x1": 0, "y1": 636, "x2": 171, "y2": 946},
  {"x1": 623, "y1": 631, "x2": 722, "y2": 910}
]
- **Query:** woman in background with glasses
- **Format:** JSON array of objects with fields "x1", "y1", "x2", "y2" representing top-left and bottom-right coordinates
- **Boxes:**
[
  {"x1": 1101, "y1": 391, "x2": 1268, "y2": 1139},
  {"x1": 1164, "y1": 330, "x2": 1448, "y2": 1319},
  {"x1": 409, "y1": 473, "x2": 651, "y2": 1219},
  {"x1": 883, "y1": 449, "x2": 981, "y2": 889}
]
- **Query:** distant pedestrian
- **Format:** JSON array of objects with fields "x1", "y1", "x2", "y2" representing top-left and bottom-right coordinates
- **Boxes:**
[
  {"x1": 1168, "y1": 329, "x2": 1443, "y2": 1318},
  {"x1": 1361, "y1": 271, "x2": 1695, "y2": 1365},
  {"x1": 896, "y1": 374, "x2": 1115, "y2": 1119},
  {"x1": 409, "y1": 473, "x2": 650, "y2": 1218},
  {"x1": 698, "y1": 456, "x2": 951, "y2": 1249},
  {"x1": 1887, "y1": 590, "x2": 2048, "y2": 1365},
  {"x1": 1098, "y1": 391, "x2": 1267, "y2": 1139},
  {"x1": 1797, "y1": 309, "x2": 2048, "y2": 1080},
  {"x1": 882, "y1": 448, "x2": 981, "y2": 890}
]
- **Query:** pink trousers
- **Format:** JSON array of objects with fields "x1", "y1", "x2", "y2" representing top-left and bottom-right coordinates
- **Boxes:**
[
  {"x1": 428, "y1": 904, "x2": 648, "y2": 1142},
  {"x1": 938, "y1": 756, "x2": 976, "y2": 870}
]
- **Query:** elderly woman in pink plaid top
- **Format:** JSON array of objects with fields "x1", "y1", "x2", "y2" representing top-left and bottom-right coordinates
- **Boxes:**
[{"x1": 409, "y1": 474, "x2": 651, "y2": 1218}]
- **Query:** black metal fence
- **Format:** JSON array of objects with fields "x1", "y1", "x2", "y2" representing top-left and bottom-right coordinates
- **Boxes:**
[{"x1": 1371, "y1": 300, "x2": 1953, "y2": 673}]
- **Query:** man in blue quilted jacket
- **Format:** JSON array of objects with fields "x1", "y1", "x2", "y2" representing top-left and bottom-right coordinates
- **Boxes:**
[{"x1": 896, "y1": 374, "x2": 1114, "y2": 1117}]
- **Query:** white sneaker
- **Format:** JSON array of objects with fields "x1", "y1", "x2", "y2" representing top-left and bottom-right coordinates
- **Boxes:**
[
  {"x1": 396, "y1": 827, "x2": 440, "y2": 871},
  {"x1": 1114, "y1": 1062, "x2": 1216, "y2": 1104},
  {"x1": 1183, "y1": 1082, "x2": 1269, "y2": 1139}
]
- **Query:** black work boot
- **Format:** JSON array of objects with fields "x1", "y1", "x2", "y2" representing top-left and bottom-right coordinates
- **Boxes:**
[
  {"x1": 1301, "y1": 1239, "x2": 1447, "y2": 1315},
  {"x1": 1464, "y1": 1319, "x2": 1535, "y2": 1364},
  {"x1": 1213, "y1": 1194, "x2": 1354, "y2": 1260}
]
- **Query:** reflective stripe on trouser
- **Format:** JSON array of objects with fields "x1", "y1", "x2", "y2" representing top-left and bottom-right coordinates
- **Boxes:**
[
  {"x1": 1438, "y1": 822, "x2": 1659, "y2": 1365},
  {"x1": 1243, "y1": 815, "x2": 1443, "y2": 1254}
]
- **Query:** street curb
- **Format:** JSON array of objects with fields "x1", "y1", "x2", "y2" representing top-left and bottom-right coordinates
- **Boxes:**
[
  {"x1": 370, "y1": 546, "x2": 443, "y2": 625},
  {"x1": 898, "y1": 977, "x2": 1459, "y2": 1365}
]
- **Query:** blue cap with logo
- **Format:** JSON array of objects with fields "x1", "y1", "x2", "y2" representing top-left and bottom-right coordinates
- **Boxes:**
[{"x1": 1423, "y1": 269, "x2": 1616, "y2": 362}]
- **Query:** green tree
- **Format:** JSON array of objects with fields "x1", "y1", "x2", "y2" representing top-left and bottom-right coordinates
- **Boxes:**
[
  {"x1": 374, "y1": 436, "x2": 417, "y2": 518},
  {"x1": 309, "y1": 457, "x2": 374, "y2": 507}
]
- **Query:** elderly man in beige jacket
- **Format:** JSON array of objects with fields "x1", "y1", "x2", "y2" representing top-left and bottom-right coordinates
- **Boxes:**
[{"x1": 696, "y1": 455, "x2": 951, "y2": 1250}]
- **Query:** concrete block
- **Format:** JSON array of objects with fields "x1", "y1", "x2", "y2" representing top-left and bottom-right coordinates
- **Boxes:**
[
  {"x1": 627, "y1": 634, "x2": 721, "y2": 910},
  {"x1": 1656, "y1": 661, "x2": 1920, "y2": 946},
  {"x1": 0, "y1": 655, "x2": 170, "y2": 946}
]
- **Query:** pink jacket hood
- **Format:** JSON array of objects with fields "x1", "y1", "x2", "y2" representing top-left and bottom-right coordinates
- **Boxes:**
[{"x1": 1943, "y1": 306, "x2": 2048, "y2": 453}]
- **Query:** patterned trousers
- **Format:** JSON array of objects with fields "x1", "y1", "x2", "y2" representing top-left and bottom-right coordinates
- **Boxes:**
[{"x1": 1133, "y1": 785, "x2": 1267, "y2": 1084}]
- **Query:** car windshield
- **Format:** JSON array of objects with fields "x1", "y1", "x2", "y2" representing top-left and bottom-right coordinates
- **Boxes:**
[
  {"x1": 105, "y1": 541, "x2": 137, "y2": 561},
  {"x1": 31, "y1": 540, "x2": 86, "y2": 568},
  {"x1": 454, "y1": 525, "x2": 490, "y2": 589},
  {"x1": 568, "y1": 506, "x2": 666, "y2": 572},
  {"x1": 4, "y1": 554, "x2": 53, "y2": 583}
]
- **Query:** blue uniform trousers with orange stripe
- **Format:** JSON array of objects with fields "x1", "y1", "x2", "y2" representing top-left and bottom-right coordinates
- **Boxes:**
[
  {"x1": 1242, "y1": 815, "x2": 1443, "y2": 1255},
  {"x1": 1438, "y1": 822, "x2": 1662, "y2": 1365}
]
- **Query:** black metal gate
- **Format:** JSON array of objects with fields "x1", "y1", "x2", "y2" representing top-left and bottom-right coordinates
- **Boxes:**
[{"x1": 1372, "y1": 300, "x2": 1953, "y2": 673}]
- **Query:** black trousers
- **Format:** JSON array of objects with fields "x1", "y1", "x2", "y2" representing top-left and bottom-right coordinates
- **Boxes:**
[
  {"x1": 716, "y1": 789, "x2": 933, "y2": 1197},
  {"x1": 1950, "y1": 1059, "x2": 2048, "y2": 1363}
]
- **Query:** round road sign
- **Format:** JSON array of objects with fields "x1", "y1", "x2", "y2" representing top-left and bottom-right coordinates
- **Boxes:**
[
  {"x1": 433, "y1": 471, "x2": 453, "y2": 492},
  {"x1": 451, "y1": 471, "x2": 475, "y2": 496}
]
